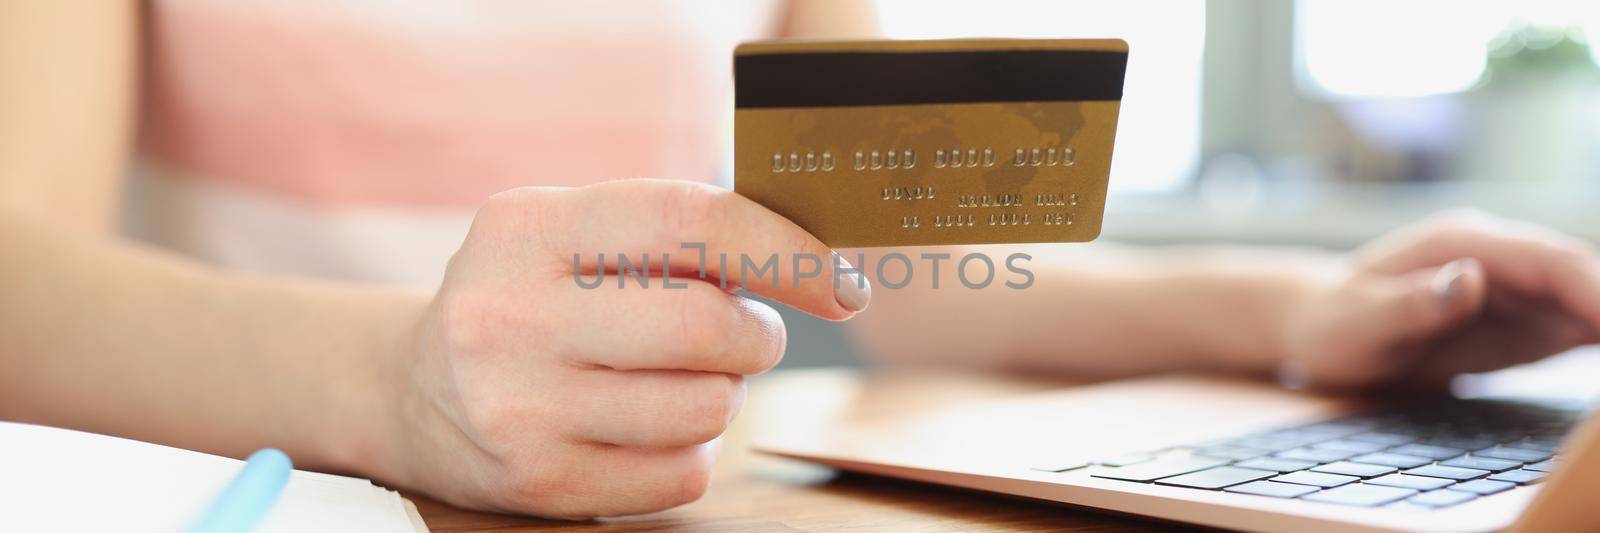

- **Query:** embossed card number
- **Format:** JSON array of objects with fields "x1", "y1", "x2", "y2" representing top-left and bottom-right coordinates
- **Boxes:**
[{"x1": 734, "y1": 38, "x2": 1127, "y2": 248}]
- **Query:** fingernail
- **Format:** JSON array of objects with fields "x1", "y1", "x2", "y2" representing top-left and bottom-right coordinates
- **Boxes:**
[
  {"x1": 834, "y1": 255, "x2": 871, "y2": 312},
  {"x1": 1432, "y1": 259, "x2": 1470, "y2": 304},
  {"x1": 1276, "y1": 359, "x2": 1310, "y2": 391}
]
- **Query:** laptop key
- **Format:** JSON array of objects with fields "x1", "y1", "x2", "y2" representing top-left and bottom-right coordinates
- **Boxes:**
[
  {"x1": 1420, "y1": 436, "x2": 1498, "y2": 450},
  {"x1": 1524, "y1": 459, "x2": 1559, "y2": 472},
  {"x1": 1439, "y1": 456, "x2": 1520, "y2": 473},
  {"x1": 1310, "y1": 461, "x2": 1397, "y2": 478},
  {"x1": 1404, "y1": 465, "x2": 1490, "y2": 481},
  {"x1": 1387, "y1": 444, "x2": 1465, "y2": 460},
  {"x1": 1272, "y1": 471, "x2": 1359, "y2": 488},
  {"x1": 1275, "y1": 447, "x2": 1356, "y2": 463},
  {"x1": 1365, "y1": 474, "x2": 1454, "y2": 491},
  {"x1": 1472, "y1": 447, "x2": 1551, "y2": 463},
  {"x1": 1449, "y1": 479, "x2": 1514, "y2": 495},
  {"x1": 1227, "y1": 436, "x2": 1309, "y2": 452},
  {"x1": 1091, "y1": 457, "x2": 1230, "y2": 482},
  {"x1": 1313, "y1": 440, "x2": 1389, "y2": 454},
  {"x1": 1301, "y1": 484, "x2": 1417, "y2": 507},
  {"x1": 1224, "y1": 480, "x2": 1320, "y2": 498},
  {"x1": 1347, "y1": 432, "x2": 1415, "y2": 446},
  {"x1": 1233, "y1": 458, "x2": 1317, "y2": 473},
  {"x1": 1487, "y1": 469, "x2": 1547, "y2": 485},
  {"x1": 1408, "y1": 489, "x2": 1478, "y2": 508},
  {"x1": 1349, "y1": 452, "x2": 1432, "y2": 469},
  {"x1": 1155, "y1": 466, "x2": 1277, "y2": 490},
  {"x1": 1093, "y1": 453, "x2": 1154, "y2": 467},
  {"x1": 1385, "y1": 501, "x2": 1440, "y2": 512},
  {"x1": 1519, "y1": 438, "x2": 1563, "y2": 453},
  {"x1": 1297, "y1": 421, "x2": 1375, "y2": 436},
  {"x1": 1197, "y1": 446, "x2": 1271, "y2": 461}
]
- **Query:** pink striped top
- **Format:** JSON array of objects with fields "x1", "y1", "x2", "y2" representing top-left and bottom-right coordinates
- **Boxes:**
[{"x1": 131, "y1": 0, "x2": 781, "y2": 285}]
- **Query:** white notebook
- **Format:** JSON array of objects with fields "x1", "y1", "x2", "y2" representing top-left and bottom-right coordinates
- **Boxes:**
[{"x1": 0, "y1": 421, "x2": 428, "y2": 533}]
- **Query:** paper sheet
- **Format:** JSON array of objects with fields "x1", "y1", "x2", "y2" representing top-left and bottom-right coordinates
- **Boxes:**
[{"x1": 0, "y1": 421, "x2": 426, "y2": 533}]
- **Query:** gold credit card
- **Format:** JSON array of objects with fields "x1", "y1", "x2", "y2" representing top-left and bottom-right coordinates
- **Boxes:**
[{"x1": 734, "y1": 38, "x2": 1127, "y2": 248}]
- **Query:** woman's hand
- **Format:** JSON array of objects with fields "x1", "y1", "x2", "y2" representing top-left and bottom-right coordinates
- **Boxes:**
[
  {"x1": 374, "y1": 179, "x2": 869, "y2": 519},
  {"x1": 1282, "y1": 210, "x2": 1600, "y2": 390}
]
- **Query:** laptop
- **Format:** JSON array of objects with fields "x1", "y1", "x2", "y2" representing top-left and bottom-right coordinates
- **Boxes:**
[{"x1": 755, "y1": 361, "x2": 1600, "y2": 532}]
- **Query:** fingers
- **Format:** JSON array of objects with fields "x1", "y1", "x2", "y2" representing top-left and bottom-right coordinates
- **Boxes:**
[
  {"x1": 553, "y1": 281, "x2": 786, "y2": 375},
  {"x1": 1409, "y1": 307, "x2": 1596, "y2": 383},
  {"x1": 1360, "y1": 210, "x2": 1600, "y2": 331},
  {"x1": 1359, "y1": 258, "x2": 1489, "y2": 347},
  {"x1": 507, "y1": 443, "x2": 718, "y2": 519},
  {"x1": 534, "y1": 180, "x2": 869, "y2": 320},
  {"x1": 562, "y1": 370, "x2": 745, "y2": 447},
  {"x1": 1426, "y1": 258, "x2": 1489, "y2": 332}
]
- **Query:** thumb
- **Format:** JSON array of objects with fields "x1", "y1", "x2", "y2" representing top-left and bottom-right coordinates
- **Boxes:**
[{"x1": 1379, "y1": 257, "x2": 1488, "y2": 343}]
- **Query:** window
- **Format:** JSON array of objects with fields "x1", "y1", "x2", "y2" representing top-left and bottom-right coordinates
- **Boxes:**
[
  {"x1": 1296, "y1": 0, "x2": 1600, "y2": 99},
  {"x1": 874, "y1": 0, "x2": 1207, "y2": 194}
]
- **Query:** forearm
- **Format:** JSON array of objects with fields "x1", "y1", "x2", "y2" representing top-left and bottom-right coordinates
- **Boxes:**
[
  {"x1": 849, "y1": 242, "x2": 1340, "y2": 377},
  {"x1": 0, "y1": 209, "x2": 427, "y2": 474}
]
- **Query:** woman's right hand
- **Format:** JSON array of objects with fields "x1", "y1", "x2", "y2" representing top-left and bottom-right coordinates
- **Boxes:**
[
  {"x1": 375, "y1": 179, "x2": 870, "y2": 519},
  {"x1": 1280, "y1": 210, "x2": 1600, "y2": 390}
]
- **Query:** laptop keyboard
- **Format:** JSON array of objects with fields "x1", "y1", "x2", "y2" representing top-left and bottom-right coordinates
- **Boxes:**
[{"x1": 1038, "y1": 397, "x2": 1588, "y2": 510}]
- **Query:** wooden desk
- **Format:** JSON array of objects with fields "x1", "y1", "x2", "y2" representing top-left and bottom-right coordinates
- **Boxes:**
[{"x1": 412, "y1": 368, "x2": 1194, "y2": 532}]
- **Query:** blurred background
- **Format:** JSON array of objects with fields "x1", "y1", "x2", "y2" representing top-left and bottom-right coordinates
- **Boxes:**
[{"x1": 781, "y1": 0, "x2": 1600, "y2": 367}]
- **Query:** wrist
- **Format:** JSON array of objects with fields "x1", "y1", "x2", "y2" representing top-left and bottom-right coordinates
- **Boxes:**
[
  {"x1": 1265, "y1": 258, "x2": 1348, "y2": 387},
  {"x1": 1181, "y1": 248, "x2": 1345, "y2": 376},
  {"x1": 324, "y1": 288, "x2": 431, "y2": 485},
  {"x1": 1268, "y1": 273, "x2": 1336, "y2": 388}
]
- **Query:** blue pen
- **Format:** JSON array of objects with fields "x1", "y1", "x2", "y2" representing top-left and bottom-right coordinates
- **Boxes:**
[{"x1": 190, "y1": 448, "x2": 293, "y2": 533}]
